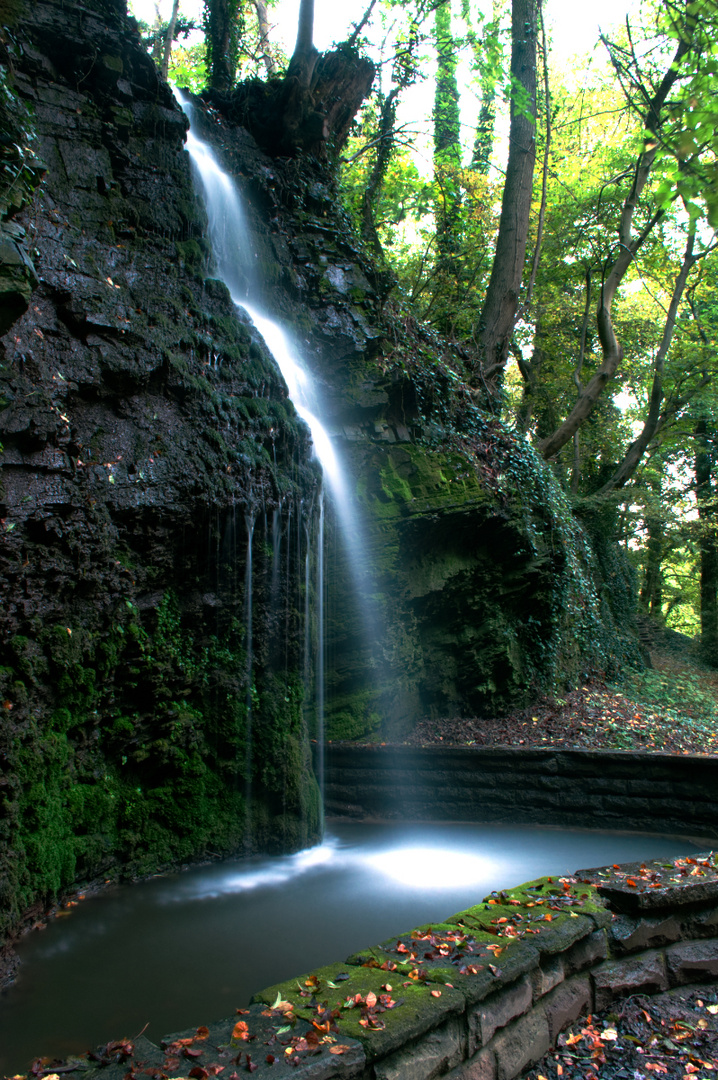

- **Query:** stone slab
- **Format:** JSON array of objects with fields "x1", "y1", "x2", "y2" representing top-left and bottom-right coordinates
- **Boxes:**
[
  {"x1": 468, "y1": 975, "x2": 532, "y2": 1054},
  {"x1": 160, "y1": 1007, "x2": 366, "y2": 1080},
  {"x1": 373, "y1": 1014, "x2": 464, "y2": 1080},
  {"x1": 251, "y1": 961, "x2": 465, "y2": 1064},
  {"x1": 665, "y1": 938, "x2": 718, "y2": 985},
  {"x1": 681, "y1": 904, "x2": 718, "y2": 939},
  {"x1": 609, "y1": 913, "x2": 682, "y2": 955},
  {"x1": 542, "y1": 975, "x2": 591, "y2": 1042},
  {"x1": 444, "y1": 1046, "x2": 497, "y2": 1080},
  {"x1": 592, "y1": 950, "x2": 669, "y2": 1010},
  {"x1": 531, "y1": 955, "x2": 564, "y2": 1001},
  {"x1": 562, "y1": 929, "x2": 607, "y2": 974},
  {"x1": 349, "y1": 924, "x2": 540, "y2": 1008},
  {"x1": 576, "y1": 853, "x2": 718, "y2": 914},
  {"x1": 491, "y1": 1007, "x2": 551, "y2": 1080}
]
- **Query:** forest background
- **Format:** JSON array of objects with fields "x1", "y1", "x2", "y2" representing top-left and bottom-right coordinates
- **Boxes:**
[{"x1": 132, "y1": 0, "x2": 718, "y2": 665}]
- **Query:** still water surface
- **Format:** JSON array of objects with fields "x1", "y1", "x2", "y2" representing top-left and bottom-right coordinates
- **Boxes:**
[{"x1": 0, "y1": 822, "x2": 701, "y2": 1075}]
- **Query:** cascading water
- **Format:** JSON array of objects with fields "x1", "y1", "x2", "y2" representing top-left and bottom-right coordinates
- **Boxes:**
[
  {"x1": 316, "y1": 492, "x2": 325, "y2": 805},
  {"x1": 243, "y1": 512, "x2": 255, "y2": 845},
  {"x1": 174, "y1": 89, "x2": 372, "y2": 807}
]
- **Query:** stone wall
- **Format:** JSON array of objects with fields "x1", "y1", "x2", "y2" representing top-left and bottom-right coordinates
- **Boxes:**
[
  {"x1": 74, "y1": 853, "x2": 718, "y2": 1080},
  {"x1": 323, "y1": 745, "x2": 718, "y2": 841}
]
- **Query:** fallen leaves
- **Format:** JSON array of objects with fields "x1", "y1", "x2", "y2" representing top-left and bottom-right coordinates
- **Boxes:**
[
  {"x1": 404, "y1": 667, "x2": 718, "y2": 756},
  {"x1": 524, "y1": 988, "x2": 718, "y2": 1080}
]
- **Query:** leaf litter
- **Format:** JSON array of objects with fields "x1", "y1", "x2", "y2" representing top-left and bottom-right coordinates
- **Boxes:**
[{"x1": 521, "y1": 985, "x2": 718, "y2": 1080}]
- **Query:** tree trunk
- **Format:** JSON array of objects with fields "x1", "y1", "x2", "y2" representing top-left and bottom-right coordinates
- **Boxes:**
[
  {"x1": 360, "y1": 87, "x2": 400, "y2": 256},
  {"x1": 537, "y1": 8, "x2": 697, "y2": 460},
  {"x1": 696, "y1": 417, "x2": 718, "y2": 665},
  {"x1": 475, "y1": 0, "x2": 538, "y2": 387},
  {"x1": 433, "y1": 0, "x2": 462, "y2": 274},
  {"x1": 160, "y1": 0, "x2": 180, "y2": 80},
  {"x1": 210, "y1": 0, "x2": 375, "y2": 157},
  {"x1": 639, "y1": 515, "x2": 665, "y2": 619},
  {"x1": 597, "y1": 225, "x2": 698, "y2": 494},
  {"x1": 252, "y1": 0, "x2": 277, "y2": 78},
  {"x1": 205, "y1": 0, "x2": 238, "y2": 92},
  {"x1": 286, "y1": 0, "x2": 318, "y2": 88},
  {"x1": 461, "y1": 0, "x2": 503, "y2": 174}
]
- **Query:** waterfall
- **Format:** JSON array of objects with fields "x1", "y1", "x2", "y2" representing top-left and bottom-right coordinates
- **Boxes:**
[
  {"x1": 174, "y1": 93, "x2": 369, "y2": 573},
  {"x1": 316, "y1": 492, "x2": 325, "y2": 806},
  {"x1": 243, "y1": 512, "x2": 255, "y2": 848},
  {"x1": 303, "y1": 515, "x2": 312, "y2": 725},
  {"x1": 174, "y1": 89, "x2": 368, "y2": 823}
]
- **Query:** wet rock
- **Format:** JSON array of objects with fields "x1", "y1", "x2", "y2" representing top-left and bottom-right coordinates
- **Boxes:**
[{"x1": 0, "y1": 0, "x2": 321, "y2": 947}]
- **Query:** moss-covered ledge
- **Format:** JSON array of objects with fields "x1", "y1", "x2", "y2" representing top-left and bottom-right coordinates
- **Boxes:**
[{"x1": 57, "y1": 852, "x2": 718, "y2": 1080}]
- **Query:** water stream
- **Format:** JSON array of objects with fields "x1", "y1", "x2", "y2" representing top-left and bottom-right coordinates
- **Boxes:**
[
  {"x1": 175, "y1": 90, "x2": 376, "y2": 796},
  {"x1": 0, "y1": 822, "x2": 700, "y2": 1075}
]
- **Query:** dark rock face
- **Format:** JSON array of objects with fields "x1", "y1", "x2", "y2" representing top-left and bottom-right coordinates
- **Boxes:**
[{"x1": 0, "y1": 0, "x2": 321, "y2": 945}]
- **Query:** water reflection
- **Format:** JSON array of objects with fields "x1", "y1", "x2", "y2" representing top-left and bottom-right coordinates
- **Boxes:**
[
  {"x1": 0, "y1": 822, "x2": 701, "y2": 1075},
  {"x1": 366, "y1": 846, "x2": 498, "y2": 889}
]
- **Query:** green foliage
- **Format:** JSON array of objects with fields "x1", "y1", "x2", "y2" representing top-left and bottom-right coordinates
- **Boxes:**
[
  {"x1": 0, "y1": 584, "x2": 320, "y2": 944},
  {"x1": 617, "y1": 663, "x2": 718, "y2": 730},
  {"x1": 168, "y1": 42, "x2": 208, "y2": 91},
  {"x1": 607, "y1": 0, "x2": 718, "y2": 227},
  {"x1": 0, "y1": 29, "x2": 44, "y2": 218}
]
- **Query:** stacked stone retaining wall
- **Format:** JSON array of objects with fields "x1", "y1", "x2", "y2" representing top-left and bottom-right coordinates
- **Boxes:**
[
  {"x1": 323, "y1": 746, "x2": 718, "y2": 840},
  {"x1": 78, "y1": 853, "x2": 718, "y2": 1080}
]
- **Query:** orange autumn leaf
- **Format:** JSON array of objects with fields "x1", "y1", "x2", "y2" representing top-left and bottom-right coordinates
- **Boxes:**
[
  {"x1": 232, "y1": 1021, "x2": 250, "y2": 1041},
  {"x1": 626, "y1": 878, "x2": 638, "y2": 887},
  {"x1": 365, "y1": 991, "x2": 377, "y2": 1008},
  {"x1": 430, "y1": 990, "x2": 442, "y2": 997},
  {"x1": 329, "y1": 1045, "x2": 353, "y2": 1055},
  {"x1": 195, "y1": 1027, "x2": 210, "y2": 1041}
]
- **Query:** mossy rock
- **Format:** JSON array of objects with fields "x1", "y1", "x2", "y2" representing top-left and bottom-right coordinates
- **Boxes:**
[
  {"x1": 252, "y1": 961, "x2": 465, "y2": 1063},
  {"x1": 345, "y1": 922, "x2": 539, "y2": 1007}
]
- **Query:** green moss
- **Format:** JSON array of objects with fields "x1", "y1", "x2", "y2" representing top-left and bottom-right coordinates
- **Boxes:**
[
  {"x1": 175, "y1": 239, "x2": 209, "y2": 272},
  {"x1": 326, "y1": 693, "x2": 382, "y2": 742},
  {"x1": 0, "y1": 588, "x2": 321, "y2": 945}
]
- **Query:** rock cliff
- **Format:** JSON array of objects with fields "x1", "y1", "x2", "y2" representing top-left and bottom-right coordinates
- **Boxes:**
[
  {"x1": 0, "y1": 0, "x2": 639, "y2": 946},
  {"x1": 0, "y1": 0, "x2": 322, "y2": 948}
]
